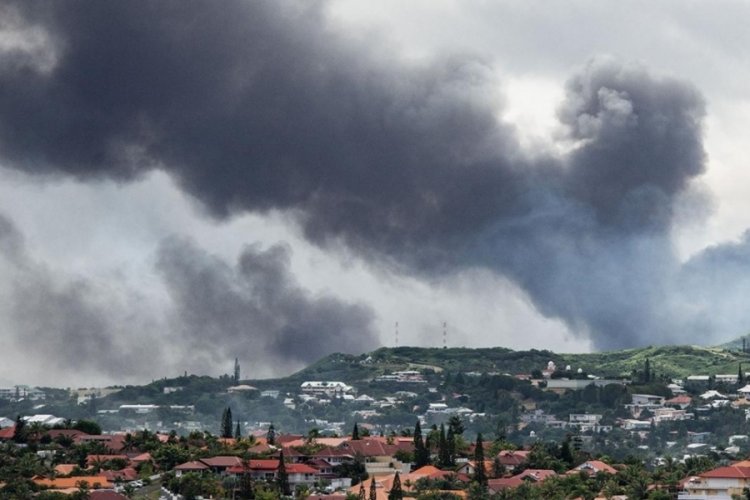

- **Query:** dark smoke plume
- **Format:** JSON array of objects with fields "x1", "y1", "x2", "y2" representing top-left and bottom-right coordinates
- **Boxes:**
[
  {"x1": 156, "y1": 237, "x2": 378, "y2": 372},
  {"x1": 0, "y1": 0, "x2": 744, "y2": 352},
  {"x1": 0, "y1": 212, "x2": 376, "y2": 381}
]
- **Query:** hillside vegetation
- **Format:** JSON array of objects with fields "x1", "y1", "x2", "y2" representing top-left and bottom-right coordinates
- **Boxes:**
[{"x1": 287, "y1": 343, "x2": 750, "y2": 383}]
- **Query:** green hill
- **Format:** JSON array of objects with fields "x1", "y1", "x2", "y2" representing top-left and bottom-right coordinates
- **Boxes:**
[{"x1": 283, "y1": 343, "x2": 750, "y2": 383}]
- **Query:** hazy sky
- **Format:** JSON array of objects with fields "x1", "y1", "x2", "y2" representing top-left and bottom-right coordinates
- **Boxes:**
[{"x1": 1, "y1": 1, "x2": 750, "y2": 387}]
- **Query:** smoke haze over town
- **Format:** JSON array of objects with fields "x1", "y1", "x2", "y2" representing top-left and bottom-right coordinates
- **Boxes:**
[{"x1": 1, "y1": 0, "x2": 750, "y2": 386}]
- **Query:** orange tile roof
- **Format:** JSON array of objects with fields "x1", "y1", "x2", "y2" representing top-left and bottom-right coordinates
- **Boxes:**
[
  {"x1": 54, "y1": 464, "x2": 77, "y2": 476},
  {"x1": 34, "y1": 475, "x2": 112, "y2": 489},
  {"x1": 701, "y1": 465, "x2": 750, "y2": 479}
]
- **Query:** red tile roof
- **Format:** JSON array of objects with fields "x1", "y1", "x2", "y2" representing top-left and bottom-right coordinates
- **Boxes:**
[
  {"x1": 488, "y1": 469, "x2": 556, "y2": 492},
  {"x1": 497, "y1": 450, "x2": 529, "y2": 466},
  {"x1": 47, "y1": 429, "x2": 89, "y2": 441},
  {"x1": 314, "y1": 447, "x2": 354, "y2": 459},
  {"x1": 286, "y1": 463, "x2": 318, "y2": 474},
  {"x1": 200, "y1": 456, "x2": 243, "y2": 468},
  {"x1": 665, "y1": 395, "x2": 692, "y2": 405},
  {"x1": 0, "y1": 426, "x2": 14, "y2": 440},
  {"x1": 701, "y1": 465, "x2": 750, "y2": 479},
  {"x1": 249, "y1": 459, "x2": 280, "y2": 470},
  {"x1": 340, "y1": 438, "x2": 406, "y2": 457},
  {"x1": 175, "y1": 460, "x2": 210, "y2": 471},
  {"x1": 570, "y1": 460, "x2": 617, "y2": 475},
  {"x1": 102, "y1": 467, "x2": 138, "y2": 482}
]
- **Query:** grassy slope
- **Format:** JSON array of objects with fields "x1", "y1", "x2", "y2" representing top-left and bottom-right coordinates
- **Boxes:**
[{"x1": 283, "y1": 344, "x2": 750, "y2": 383}]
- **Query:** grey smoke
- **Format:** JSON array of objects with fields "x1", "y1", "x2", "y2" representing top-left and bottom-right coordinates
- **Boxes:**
[
  {"x1": 0, "y1": 214, "x2": 161, "y2": 381},
  {"x1": 0, "y1": 212, "x2": 376, "y2": 381},
  {"x1": 156, "y1": 237, "x2": 378, "y2": 372},
  {"x1": 0, "y1": 0, "x2": 745, "y2": 353}
]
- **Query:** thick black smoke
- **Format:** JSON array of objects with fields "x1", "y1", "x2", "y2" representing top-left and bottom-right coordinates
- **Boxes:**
[{"x1": 0, "y1": 0, "x2": 742, "y2": 350}]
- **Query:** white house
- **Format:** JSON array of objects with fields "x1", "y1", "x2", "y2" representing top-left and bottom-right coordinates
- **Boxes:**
[
  {"x1": 679, "y1": 461, "x2": 750, "y2": 499},
  {"x1": 300, "y1": 381, "x2": 353, "y2": 395}
]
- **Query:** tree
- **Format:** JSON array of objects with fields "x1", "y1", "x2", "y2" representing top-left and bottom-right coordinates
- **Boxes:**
[
  {"x1": 740, "y1": 363, "x2": 745, "y2": 386},
  {"x1": 73, "y1": 419, "x2": 102, "y2": 435},
  {"x1": 414, "y1": 420, "x2": 430, "y2": 468},
  {"x1": 267, "y1": 424, "x2": 276, "y2": 446},
  {"x1": 221, "y1": 407, "x2": 233, "y2": 438},
  {"x1": 12, "y1": 415, "x2": 26, "y2": 444},
  {"x1": 560, "y1": 437, "x2": 575, "y2": 468},
  {"x1": 473, "y1": 433, "x2": 487, "y2": 487},
  {"x1": 438, "y1": 424, "x2": 449, "y2": 468},
  {"x1": 235, "y1": 421, "x2": 242, "y2": 439},
  {"x1": 448, "y1": 416, "x2": 464, "y2": 437},
  {"x1": 278, "y1": 450, "x2": 291, "y2": 496},
  {"x1": 352, "y1": 422, "x2": 360, "y2": 440},
  {"x1": 369, "y1": 478, "x2": 377, "y2": 500},
  {"x1": 335, "y1": 458, "x2": 368, "y2": 486},
  {"x1": 388, "y1": 472, "x2": 403, "y2": 500},
  {"x1": 446, "y1": 426, "x2": 456, "y2": 467},
  {"x1": 492, "y1": 456, "x2": 503, "y2": 478},
  {"x1": 358, "y1": 482, "x2": 366, "y2": 500}
]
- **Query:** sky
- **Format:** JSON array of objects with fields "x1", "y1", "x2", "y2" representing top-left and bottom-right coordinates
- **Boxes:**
[{"x1": 2, "y1": 1, "x2": 750, "y2": 387}]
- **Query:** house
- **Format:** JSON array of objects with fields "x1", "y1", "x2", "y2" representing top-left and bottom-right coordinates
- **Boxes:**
[
  {"x1": 653, "y1": 407, "x2": 693, "y2": 424},
  {"x1": 300, "y1": 381, "x2": 354, "y2": 395},
  {"x1": 285, "y1": 463, "x2": 320, "y2": 487},
  {"x1": 101, "y1": 467, "x2": 138, "y2": 482},
  {"x1": 715, "y1": 374, "x2": 739, "y2": 385},
  {"x1": 665, "y1": 395, "x2": 692, "y2": 409},
  {"x1": 0, "y1": 425, "x2": 15, "y2": 441},
  {"x1": 679, "y1": 461, "x2": 750, "y2": 499},
  {"x1": 54, "y1": 464, "x2": 77, "y2": 476},
  {"x1": 700, "y1": 390, "x2": 727, "y2": 400},
  {"x1": 0, "y1": 417, "x2": 13, "y2": 428},
  {"x1": 77, "y1": 434, "x2": 127, "y2": 453},
  {"x1": 457, "y1": 460, "x2": 493, "y2": 477},
  {"x1": 348, "y1": 467, "x2": 453, "y2": 500},
  {"x1": 226, "y1": 459, "x2": 321, "y2": 488},
  {"x1": 488, "y1": 469, "x2": 556, "y2": 492},
  {"x1": 227, "y1": 384, "x2": 258, "y2": 394},
  {"x1": 622, "y1": 420, "x2": 652, "y2": 430},
  {"x1": 200, "y1": 456, "x2": 243, "y2": 474},
  {"x1": 545, "y1": 379, "x2": 624, "y2": 392},
  {"x1": 314, "y1": 447, "x2": 355, "y2": 466},
  {"x1": 21, "y1": 414, "x2": 66, "y2": 426},
  {"x1": 630, "y1": 394, "x2": 665, "y2": 406},
  {"x1": 46, "y1": 429, "x2": 90, "y2": 443},
  {"x1": 174, "y1": 460, "x2": 210, "y2": 477},
  {"x1": 496, "y1": 450, "x2": 529, "y2": 471},
  {"x1": 569, "y1": 461, "x2": 617, "y2": 475},
  {"x1": 34, "y1": 476, "x2": 113, "y2": 490}
]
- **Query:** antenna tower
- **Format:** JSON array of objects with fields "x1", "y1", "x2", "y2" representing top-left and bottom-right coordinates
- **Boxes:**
[
  {"x1": 395, "y1": 321, "x2": 399, "y2": 347},
  {"x1": 443, "y1": 321, "x2": 447, "y2": 349}
]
